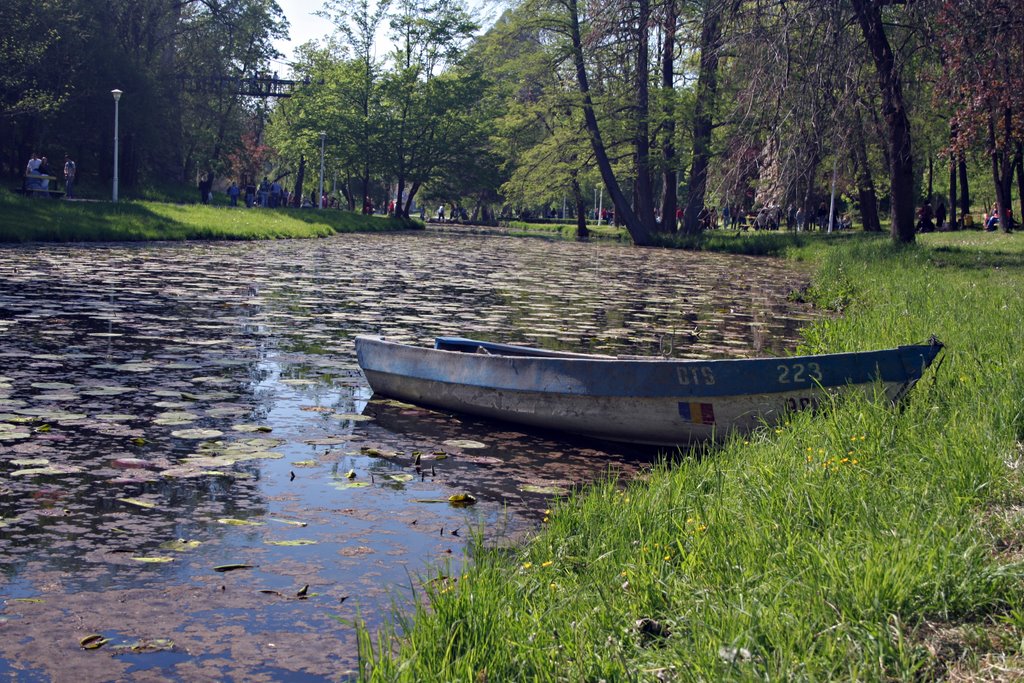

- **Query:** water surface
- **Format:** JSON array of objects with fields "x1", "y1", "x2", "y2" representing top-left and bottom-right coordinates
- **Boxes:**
[{"x1": 0, "y1": 232, "x2": 818, "y2": 680}]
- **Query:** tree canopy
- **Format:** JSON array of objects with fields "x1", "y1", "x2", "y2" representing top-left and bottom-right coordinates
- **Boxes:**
[{"x1": 3, "y1": 0, "x2": 1021, "y2": 242}]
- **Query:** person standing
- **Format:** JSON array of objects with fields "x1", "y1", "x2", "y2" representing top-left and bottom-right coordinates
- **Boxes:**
[
  {"x1": 63, "y1": 155, "x2": 76, "y2": 198},
  {"x1": 37, "y1": 157, "x2": 52, "y2": 192},
  {"x1": 935, "y1": 201, "x2": 947, "y2": 230},
  {"x1": 199, "y1": 174, "x2": 213, "y2": 204},
  {"x1": 227, "y1": 181, "x2": 240, "y2": 207},
  {"x1": 269, "y1": 180, "x2": 282, "y2": 208},
  {"x1": 258, "y1": 177, "x2": 270, "y2": 207},
  {"x1": 25, "y1": 153, "x2": 41, "y2": 191}
]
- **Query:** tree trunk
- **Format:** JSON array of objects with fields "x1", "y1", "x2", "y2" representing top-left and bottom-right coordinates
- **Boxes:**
[
  {"x1": 566, "y1": 0, "x2": 652, "y2": 245},
  {"x1": 660, "y1": 0, "x2": 678, "y2": 234},
  {"x1": 850, "y1": 0, "x2": 916, "y2": 243},
  {"x1": 571, "y1": 173, "x2": 589, "y2": 240},
  {"x1": 852, "y1": 108, "x2": 881, "y2": 232},
  {"x1": 1015, "y1": 142, "x2": 1024, "y2": 227},
  {"x1": 990, "y1": 108, "x2": 1014, "y2": 233},
  {"x1": 395, "y1": 175, "x2": 407, "y2": 218},
  {"x1": 404, "y1": 181, "x2": 421, "y2": 218},
  {"x1": 295, "y1": 154, "x2": 306, "y2": 207},
  {"x1": 802, "y1": 151, "x2": 820, "y2": 230},
  {"x1": 949, "y1": 152, "x2": 958, "y2": 230},
  {"x1": 633, "y1": 0, "x2": 655, "y2": 229},
  {"x1": 927, "y1": 153, "x2": 933, "y2": 201},
  {"x1": 958, "y1": 155, "x2": 970, "y2": 218},
  {"x1": 683, "y1": 3, "x2": 722, "y2": 235},
  {"x1": 361, "y1": 161, "x2": 371, "y2": 213}
]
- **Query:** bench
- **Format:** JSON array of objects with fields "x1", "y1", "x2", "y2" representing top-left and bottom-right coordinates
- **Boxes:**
[{"x1": 18, "y1": 174, "x2": 64, "y2": 199}]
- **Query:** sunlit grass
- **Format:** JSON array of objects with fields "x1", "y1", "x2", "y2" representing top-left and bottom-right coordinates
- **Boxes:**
[
  {"x1": 357, "y1": 230, "x2": 1024, "y2": 680},
  {"x1": 0, "y1": 190, "x2": 419, "y2": 242}
]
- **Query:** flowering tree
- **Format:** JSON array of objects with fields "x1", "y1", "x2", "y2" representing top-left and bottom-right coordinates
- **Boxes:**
[
  {"x1": 226, "y1": 130, "x2": 274, "y2": 185},
  {"x1": 936, "y1": 0, "x2": 1023, "y2": 232}
]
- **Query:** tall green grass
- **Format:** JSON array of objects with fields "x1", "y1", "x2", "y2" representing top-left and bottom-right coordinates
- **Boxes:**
[
  {"x1": 0, "y1": 190, "x2": 420, "y2": 242},
  {"x1": 357, "y1": 231, "x2": 1024, "y2": 681}
]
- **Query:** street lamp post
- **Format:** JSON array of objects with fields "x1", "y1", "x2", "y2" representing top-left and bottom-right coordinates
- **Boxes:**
[
  {"x1": 318, "y1": 132, "x2": 326, "y2": 209},
  {"x1": 111, "y1": 89, "x2": 123, "y2": 202}
]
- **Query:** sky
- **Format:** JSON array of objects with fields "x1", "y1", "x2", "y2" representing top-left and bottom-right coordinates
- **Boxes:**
[
  {"x1": 270, "y1": 0, "x2": 497, "y2": 70},
  {"x1": 271, "y1": 0, "x2": 333, "y2": 68}
]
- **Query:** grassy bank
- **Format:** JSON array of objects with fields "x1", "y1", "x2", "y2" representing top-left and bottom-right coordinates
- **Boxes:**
[
  {"x1": 502, "y1": 220, "x2": 826, "y2": 255},
  {"x1": 358, "y1": 230, "x2": 1024, "y2": 680},
  {"x1": 504, "y1": 220, "x2": 631, "y2": 242},
  {"x1": 0, "y1": 191, "x2": 420, "y2": 242}
]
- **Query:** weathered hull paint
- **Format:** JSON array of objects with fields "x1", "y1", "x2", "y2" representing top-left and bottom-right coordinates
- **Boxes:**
[{"x1": 355, "y1": 335, "x2": 943, "y2": 446}]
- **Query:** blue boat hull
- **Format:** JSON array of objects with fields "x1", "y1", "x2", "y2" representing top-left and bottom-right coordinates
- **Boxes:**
[{"x1": 355, "y1": 335, "x2": 943, "y2": 445}]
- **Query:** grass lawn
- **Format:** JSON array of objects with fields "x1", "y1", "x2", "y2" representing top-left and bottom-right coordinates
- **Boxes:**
[
  {"x1": 357, "y1": 229, "x2": 1024, "y2": 681},
  {"x1": 0, "y1": 191, "x2": 420, "y2": 242}
]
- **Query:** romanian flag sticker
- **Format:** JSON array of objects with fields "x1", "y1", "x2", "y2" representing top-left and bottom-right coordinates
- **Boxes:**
[{"x1": 678, "y1": 402, "x2": 715, "y2": 425}]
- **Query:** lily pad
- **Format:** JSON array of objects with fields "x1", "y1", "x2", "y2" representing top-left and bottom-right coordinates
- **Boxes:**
[
  {"x1": 388, "y1": 474, "x2": 415, "y2": 482},
  {"x1": 217, "y1": 518, "x2": 263, "y2": 526},
  {"x1": 304, "y1": 436, "x2": 355, "y2": 446},
  {"x1": 132, "y1": 556, "x2": 175, "y2": 563},
  {"x1": 264, "y1": 539, "x2": 317, "y2": 546},
  {"x1": 80, "y1": 386, "x2": 136, "y2": 397},
  {"x1": 443, "y1": 439, "x2": 488, "y2": 449},
  {"x1": 268, "y1": 518, "x2": 308, "y2": 527},
  {"x1": 107, "y1": 638, "x2": 175, "y2": 654},
  {"x1": 207, "y1": 407, "x2": 249, "y2": 417},
  {"x1": 159, "y1": 539, "x2": 202, "y2": 552},
  {"x1": 80, "y1": 634, "x2": 111, "y2": 649},
  {"x1": 116, "y1": 363, "x2": 158, "y2": 373},
  {"x1": 0, "y1": 432, "x2": 32, "y2": 441},
  {"x1": 11, "y1": 465, "x2": 81, "y2": 476},
  {"x1": 519, "y1": 484, "x2": 569, "y2": 495},
  {"x1": 31, "y1": 382, "x2": 75, "y2": 390},
  {"x1": 170, "y1": 428, "x2": 224, "y2": 439},
  {"x1": 155, "y1": 411, "x2": 200, "y2": 422},
  {"x1": 329, "y1": 413, "x2": 373, "y2": 422},
  {"x1": 231, "y1": 424, "x2": 272, "y2": 432},
  {"x1": 119, "y1": 497, "x2": 158, "y2": 509},
  {"x1": 112, "y1": 457, "x2": 155, "y2": 469}
]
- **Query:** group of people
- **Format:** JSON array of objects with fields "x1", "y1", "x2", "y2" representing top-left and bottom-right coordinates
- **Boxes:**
[
  {"x1": 917, "y1": 199, "x2": 1016, "y2": 232},
  {"x1": 434, "y1": 204, "x2": 469, "y2": 222},
  {"x1": 983, "y1": 203, "x2": 1015, "y2": 231},
  {"x1": 204, "y1": 176, "x2": 345, "y2": 210},
  {"x1": 24, "y1": 153, "x2": 76, "y2": 198},
  {"x1": 916, "y1": 201, "x2": 947, "y2": 232}
]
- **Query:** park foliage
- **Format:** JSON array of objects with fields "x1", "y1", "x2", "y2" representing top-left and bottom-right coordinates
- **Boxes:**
[{"x1": 2, "y1": 0, "x2": 1021, "y2": 241}]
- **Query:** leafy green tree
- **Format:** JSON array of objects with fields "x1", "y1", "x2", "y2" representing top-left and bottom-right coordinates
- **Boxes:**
[
  {"x1": 472, "y1": 5, "x2": 595, "y2": 232},
  {"x1": 321, "y1": 0, "x2": 392, "y2": 211},
  {"x1": 379, "y1": 0, "x2": 480, "y2": 217}
]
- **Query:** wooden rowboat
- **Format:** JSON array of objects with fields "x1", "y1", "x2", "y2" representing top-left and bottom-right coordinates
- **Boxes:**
[{"x1": 354, "y1": 335, "x2": 943, "y2": 446}]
